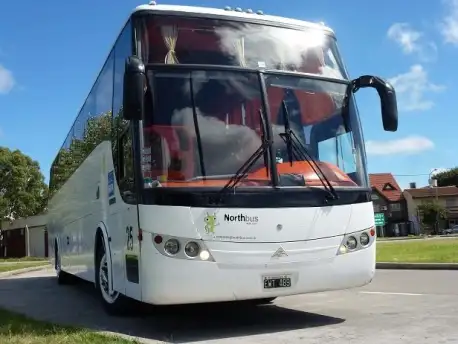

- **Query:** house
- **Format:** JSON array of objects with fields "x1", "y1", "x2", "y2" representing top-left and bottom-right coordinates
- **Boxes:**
[
  {"x1": 369, "y1": 173, "x2": 411, "y2": 237},
  {"x1": 403, "y1": 185, "x2": 458, "y2": 232},
  {"x1": 0, "y1": 214, "x2": 49, "y2": 258}
]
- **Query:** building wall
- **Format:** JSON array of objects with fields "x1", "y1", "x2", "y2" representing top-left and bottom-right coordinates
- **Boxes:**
[
  {"x1": 1, "y1": 214, "x2": 48, "y2": 258},
  {"x1": 371, "y1": 190, "x2": 410, "y2": 236},
  {"x1": 403, "y1": 191, "x2": 458, "y2": 231}
]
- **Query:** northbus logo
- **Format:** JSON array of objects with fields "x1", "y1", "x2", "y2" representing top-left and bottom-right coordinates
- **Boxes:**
[{"x1": 224, "y1": 214, "x2": 259, "y2": 225}]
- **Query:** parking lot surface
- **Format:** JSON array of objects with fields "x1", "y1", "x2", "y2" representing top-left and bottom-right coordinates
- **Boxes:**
[{"x1": 0, "y1": 268, "x2": 457, "y2": 343}]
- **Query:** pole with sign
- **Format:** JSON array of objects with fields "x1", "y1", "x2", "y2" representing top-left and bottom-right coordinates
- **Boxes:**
[
  {"x1": 374, "y1": 213, "x2": 385, "y2": 226},
  {"x1": 374, "y1": 213, "x2": 386, "y2": 237}
]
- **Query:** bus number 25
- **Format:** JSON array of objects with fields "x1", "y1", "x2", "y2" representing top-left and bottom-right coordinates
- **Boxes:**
[{"x1": 126, "y1": 226, "x2": 134, "y2": 251}]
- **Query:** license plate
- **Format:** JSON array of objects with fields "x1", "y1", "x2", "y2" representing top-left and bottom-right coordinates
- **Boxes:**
[{"x1": 263, "y1": 276, "x2": 291, "y2": 289}]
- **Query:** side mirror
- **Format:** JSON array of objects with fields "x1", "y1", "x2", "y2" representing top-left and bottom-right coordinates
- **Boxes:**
[
  {"x1": 122, "y1": 56, "x2": 146, "y2": 121},
  {"x1": 352, "y1": 75, "x2": 398, "y2": 132}
]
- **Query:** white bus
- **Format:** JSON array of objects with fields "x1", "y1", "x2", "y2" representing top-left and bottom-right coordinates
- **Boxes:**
[{"x1": 48, "y1": 2, "x2": 398, "y2": 315}]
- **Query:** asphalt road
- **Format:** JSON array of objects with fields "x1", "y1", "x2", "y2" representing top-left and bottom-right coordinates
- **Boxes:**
[{"x1": 0, "y1": 268, "x2": 457, "y2": 344}]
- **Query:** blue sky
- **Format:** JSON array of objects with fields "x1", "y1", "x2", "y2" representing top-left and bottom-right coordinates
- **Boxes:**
[{"x1": 0, "y1": 0, "x2": 457, "y2": 189}]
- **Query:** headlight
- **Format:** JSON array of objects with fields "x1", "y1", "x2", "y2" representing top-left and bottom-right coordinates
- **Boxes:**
[
  {"x1": 185, "y1": 241, "x2": 200, "y2": 258},
  {"x1": 152, "y1": 233, "x2": 215, "y2": 262},
  {"x1": 360, "y1": 232, "x2": 370, "y2": 246},
  {"x1": 346, "y1": 236, "x2": 358, "y2": 250},
  {"x1": 164, "y1": 239, "x2": 180, "y2": 255},
  {"x1": 337, "y1": 227, "x2": 375, "y2": 255}
]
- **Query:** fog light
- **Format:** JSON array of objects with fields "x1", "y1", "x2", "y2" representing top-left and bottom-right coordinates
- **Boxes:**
[
  {"x1": 346, "y1": 236, "x2": 357, "y2": 250},
  {"x1": 164, "y1": 239, "x2": 180, "y2": 255},
  {"x1": 185, "y1": 241, "x2": 200, "y2": 258},
  {"x1": 360, "y1": 232, "x2": 370, "y2": 246}
]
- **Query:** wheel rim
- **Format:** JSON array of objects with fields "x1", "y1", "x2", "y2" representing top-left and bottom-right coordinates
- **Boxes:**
[{"x1": 99, "y1": 253, "x2": 119, "y2": 304}]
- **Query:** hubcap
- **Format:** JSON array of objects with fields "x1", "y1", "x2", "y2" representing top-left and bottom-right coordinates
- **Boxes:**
[{"x1": 99, "y1": 253, "x2": 119, "y2": 304}]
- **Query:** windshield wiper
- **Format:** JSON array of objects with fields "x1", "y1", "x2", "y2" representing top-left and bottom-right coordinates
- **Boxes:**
[
  {"x1": 279, "y1": 100, "x2": 338, "y2": 202},
  {"x1": 215, "y1": 109, "x2": 271, "y2": 202}
]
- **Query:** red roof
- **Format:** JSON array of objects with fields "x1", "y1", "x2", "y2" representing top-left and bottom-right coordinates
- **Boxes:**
[{"x1": 369, "y1": 173, "x2": 403, "y2": 202}]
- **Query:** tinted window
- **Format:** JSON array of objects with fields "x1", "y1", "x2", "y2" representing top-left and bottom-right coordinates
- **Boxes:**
[
  {"x1": 111, "y1": 20, "x2": 135, "y2": 202},
  {"x1": 50, "y1": 49, "x2": 115, "y2": 196}
]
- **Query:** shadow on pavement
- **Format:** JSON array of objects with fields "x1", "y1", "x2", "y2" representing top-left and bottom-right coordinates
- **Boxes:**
[{"x1": 0, "y1": 274, "x2": 345, "y2": 343}]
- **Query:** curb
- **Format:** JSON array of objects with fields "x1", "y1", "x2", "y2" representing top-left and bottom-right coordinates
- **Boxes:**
[
  {"x1": 378, "y1": 234, "x2": 458, "y2": 242},
  {"x1": 0, "y1": 264, "x2": 52, "y2": 278},
  {"x1": 376, "y1": 262, "x2": 458, "y2": 270}
]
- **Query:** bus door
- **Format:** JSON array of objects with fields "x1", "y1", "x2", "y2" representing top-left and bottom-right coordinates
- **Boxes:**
[{"x1": 107, "y1": 124, "x2": 142, "y2": 301}]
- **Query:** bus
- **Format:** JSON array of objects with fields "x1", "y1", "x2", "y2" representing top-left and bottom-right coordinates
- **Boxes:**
[{"x1": 47, "y1": 1, "x2": 398, "y2": 315}]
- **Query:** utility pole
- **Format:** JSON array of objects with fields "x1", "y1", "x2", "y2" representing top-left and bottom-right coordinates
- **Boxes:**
[{"x1": 429, "y1": 169, "x2": 439, "y2": 234}]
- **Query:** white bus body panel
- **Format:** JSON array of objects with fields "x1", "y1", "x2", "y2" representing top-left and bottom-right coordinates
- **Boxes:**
[
  {"x1": 138, "y1": 201, "x2": 376, "y2": 305},
  {"x1": 48, "y1": 141, "x2": 376, "y2": 306}
]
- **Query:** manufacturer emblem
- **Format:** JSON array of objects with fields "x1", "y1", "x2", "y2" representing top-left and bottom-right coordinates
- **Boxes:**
[{"x1": 271, "y1": 247, "x2": 288, "y2": 258}]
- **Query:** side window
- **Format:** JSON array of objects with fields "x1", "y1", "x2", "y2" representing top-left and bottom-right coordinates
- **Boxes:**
[
  {"x1": 49, "y1": 50, "x2": 114, "y2": 199},
  {"x1": 112, "y1": 20, "x2": 135, "y2": 203},
  {"x1": 317, "y1": 131, "x2": 357, "y2": 174}
]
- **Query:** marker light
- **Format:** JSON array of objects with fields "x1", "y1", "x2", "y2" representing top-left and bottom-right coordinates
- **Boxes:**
[
  {"x1": 199, "y1": 250, "x2": 210, "y2": 261},
  {"x1": 154, "y1": 235, "x2": 163, "y2": 244}
]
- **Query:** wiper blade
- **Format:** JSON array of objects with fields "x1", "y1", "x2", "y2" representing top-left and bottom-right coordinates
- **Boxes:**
[
  {"x1": 216, "y1": 109, "x2": 272, "y2": 201},
  {"x1": 279, "y1": 100, "x2": 338, "y2": 201}
]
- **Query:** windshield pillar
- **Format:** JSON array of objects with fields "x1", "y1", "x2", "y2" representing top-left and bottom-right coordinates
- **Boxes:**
[{"x1": 258, "y1": 72, "x2": 279, "y2": 187}]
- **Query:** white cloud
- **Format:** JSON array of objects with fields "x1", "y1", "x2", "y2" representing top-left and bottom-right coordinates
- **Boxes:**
[
  {"x1": 365, "y1": 136, "x2": 434, "y2": 156},
  {"x1": 441, "y1": 0, "x2": 458, "y2": 45},
  {"x1": 0, "y1": 64, "x2": 15, "y2": 94},
  {"x1": 387, "y1": 23, "x2": 437, "y2": 60},
  {"x1": 388, "y1": 65, "x2": 445, "y2": 112}
]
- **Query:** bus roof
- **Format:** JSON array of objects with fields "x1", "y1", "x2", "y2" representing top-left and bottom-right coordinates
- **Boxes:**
[{"x1": 132, "y1": 3, "x2": 335, "y2": 36}]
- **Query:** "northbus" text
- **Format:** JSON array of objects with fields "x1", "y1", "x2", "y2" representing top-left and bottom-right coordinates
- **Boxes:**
[{"x1": 224, "y1": 214, "x2": 259, "y2": 224}]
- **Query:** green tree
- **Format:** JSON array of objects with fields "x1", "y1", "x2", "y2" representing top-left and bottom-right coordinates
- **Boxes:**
[
  {"x1": 417, "y1": 201, "x2": 447, "y2": 233},
  {"x1": 434, "y1": 167, "x2": 458, "y2": 187},
  {"x1": 0, "y1": 147, "x2": 48, "y2": 223}
]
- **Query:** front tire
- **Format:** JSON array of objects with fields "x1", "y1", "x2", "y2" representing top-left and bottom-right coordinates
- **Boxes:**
[{"x1": 95, "y1": 241, "x2": 131, "y2": 316}]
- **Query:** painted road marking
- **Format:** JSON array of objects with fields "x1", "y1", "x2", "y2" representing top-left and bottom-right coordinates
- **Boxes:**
[{"x1": 359, "y1": 291, "x2": 424, "y2": 296}]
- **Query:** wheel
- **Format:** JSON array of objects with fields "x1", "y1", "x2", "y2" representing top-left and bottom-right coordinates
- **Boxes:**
[{"x1": 95, "y1": 241, "x2": 131, "y2": 316}]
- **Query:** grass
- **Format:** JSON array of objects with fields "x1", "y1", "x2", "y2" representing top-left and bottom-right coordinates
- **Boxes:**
[
  {"x1": 377, "y1": 238, "x2": 458, "y2": 263},
  {"x1": 0, "y1": 257, "x2": 48, "y2": 263},
  {"x1": 0, "y1": 308, "x2": 138, "y2": 344},
  {"x1": 0, "y1": 262, "x2": 50, "y2": 273}
]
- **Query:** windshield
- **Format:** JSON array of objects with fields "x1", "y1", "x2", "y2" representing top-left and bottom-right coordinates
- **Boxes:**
[
  {"x1": 140, "y1": 69, "x2": 368, "y2": 189},
  {"x1": 137, "y1": 15, "x2": 347, "y2": 79}
]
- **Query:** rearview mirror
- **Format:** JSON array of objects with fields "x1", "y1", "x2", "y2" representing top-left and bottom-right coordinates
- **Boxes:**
[
  {"x1": 352, "y1": 75, "x2": 398, "y2": 132},
  {"x1": 122, "y1": 56, "x2": 146, "y2": 121}
]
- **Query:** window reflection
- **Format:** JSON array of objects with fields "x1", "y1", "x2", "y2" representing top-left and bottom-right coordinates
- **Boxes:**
[
  {"x1": 141, "y1": 70, "x2": 270, "y2": 187},
  {"x1": 138, "y1": 15, "x2": 347, "y2": 79}
]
